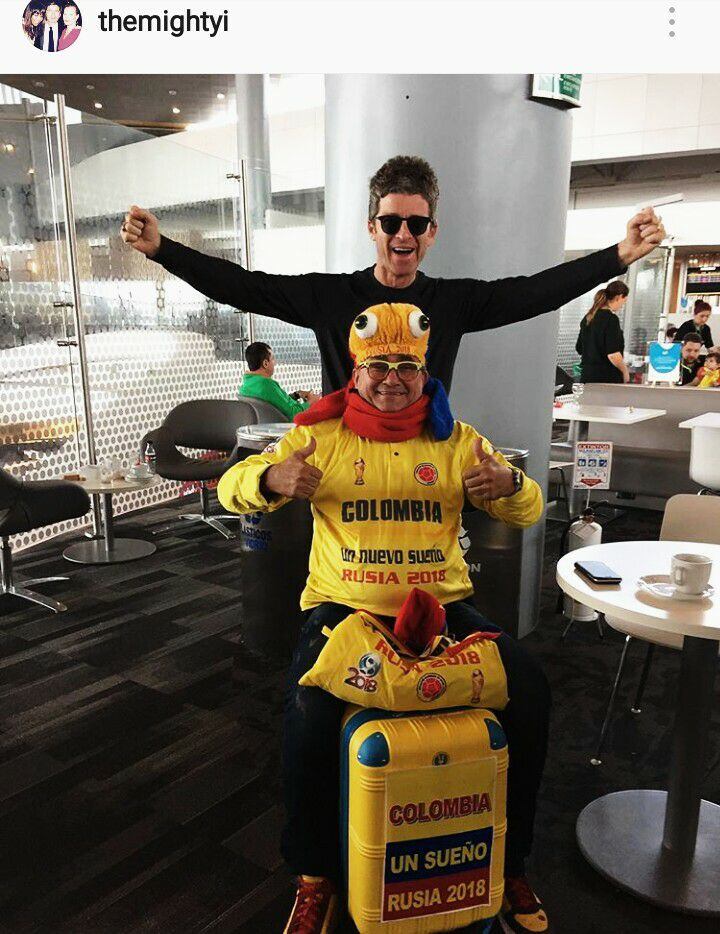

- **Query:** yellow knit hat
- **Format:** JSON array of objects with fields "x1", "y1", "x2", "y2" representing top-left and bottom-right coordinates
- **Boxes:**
[{"x1": 349, "y1": 303, "x2": 430, "y2": 366}]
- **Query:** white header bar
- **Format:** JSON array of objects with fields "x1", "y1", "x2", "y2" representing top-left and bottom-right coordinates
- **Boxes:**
[{"x1": 1, "y1": 1, "x2": 713, "y2": 75}]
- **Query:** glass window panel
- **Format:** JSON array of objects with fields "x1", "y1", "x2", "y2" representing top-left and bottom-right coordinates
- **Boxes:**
[
  {"x1": 556, "y1": 251, "x2": 630, "y2": 374},
  {"x1": 246, "y1": 162, "x2": 322, "y2": 396},
  {"x1": 0, "y1": 93, "x2": 87, "y2": 552},
  {"x1": 625, "y1": 248, "x2": 668, "y2": 355},
  {"x1": 61, "y1": 109, "x2": 246, "y2": 522}
]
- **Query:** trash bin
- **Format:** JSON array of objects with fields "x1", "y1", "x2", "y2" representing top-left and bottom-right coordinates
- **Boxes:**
[
  {"x1": 234, "y1": 424, "x2": 313, "y2": 660},
  {"x1": 237, "y1": 500, "x2": 313, "y2": 660},
  {"x1": 460, "y1": 448, "x2": 529, "y2": 639}
]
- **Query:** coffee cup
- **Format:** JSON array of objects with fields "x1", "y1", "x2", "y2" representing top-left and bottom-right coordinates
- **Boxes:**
[{"x1": 671, "y1": 553, "x2": 712, "y2": 595}]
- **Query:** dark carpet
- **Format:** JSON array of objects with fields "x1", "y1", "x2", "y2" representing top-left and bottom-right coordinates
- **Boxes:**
[{"x1": 0, "y1": 498, "x2": 718, "y2": 933}]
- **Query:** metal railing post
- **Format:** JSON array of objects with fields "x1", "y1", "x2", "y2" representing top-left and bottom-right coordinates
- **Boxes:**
[
  {"x1": 239, "y1": 158, "x2": 255, "y2": 343},
  {"x1": 54, "y1": 94, "x2": 102, "y2": 534},
  {"x1": 227, "y1": 160, "x2": 255, "y2": 346}
]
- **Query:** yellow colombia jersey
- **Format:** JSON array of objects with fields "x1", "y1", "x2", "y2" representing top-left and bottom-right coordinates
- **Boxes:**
[{"x1": 217, "y1": 419, "x2": 543, "y2": 617}]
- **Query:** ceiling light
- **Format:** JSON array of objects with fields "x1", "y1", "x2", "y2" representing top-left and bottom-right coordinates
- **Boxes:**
[
  {"x1": 169, "y1": 89, "x2": 177, "y2": 96},
  {"x1": 33, "y1": 81, "x2": 45, "y2": 88},
  {"x1": 172, "y1": 107, "x2": 180, "y2": 115},
  {"x1": 94, "y1": 102, "x2": 103, "y2": 110},
  {"x1": 86, "y1": 84, "x2": 95, "y2": 91},
  {"x1": 217, "y1": 93, "x2": 226, "y2": 100},
  {"x1": 28, "y1": 167, "x2": 35, "y2": 175},
  {"x1": 4, "y1": 144, "x2": 16, "y2": 154}
]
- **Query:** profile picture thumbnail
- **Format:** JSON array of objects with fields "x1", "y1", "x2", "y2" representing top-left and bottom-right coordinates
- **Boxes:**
[{"x1": 22, "y1": 1, "x2": 83, "y2": 52}]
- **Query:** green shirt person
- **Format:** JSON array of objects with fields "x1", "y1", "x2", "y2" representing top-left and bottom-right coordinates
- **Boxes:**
[{"x1": 239, "y1": 341, "x2": 321, "y2": 419}]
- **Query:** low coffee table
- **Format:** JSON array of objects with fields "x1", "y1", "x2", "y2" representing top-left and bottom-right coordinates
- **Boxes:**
[{"x1": 63, "y1": 467, "x2": 161, "y2": 564}]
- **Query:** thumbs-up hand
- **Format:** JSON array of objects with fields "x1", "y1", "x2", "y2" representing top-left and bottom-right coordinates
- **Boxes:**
[
  {"x1": 262, "y1": 436, "x2": 323, "y2": 500},
  {"x1": 462, "y1": 438, "x2": 515, "y2": 501}
]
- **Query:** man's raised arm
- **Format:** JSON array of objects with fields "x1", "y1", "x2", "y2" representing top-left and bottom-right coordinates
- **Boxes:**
[
  {"x1": 458, "y1": 207, "x2": 667, "y2": 333},
  {"x1": 121, "y1": 205, "x2": 317, "y2": 329}
]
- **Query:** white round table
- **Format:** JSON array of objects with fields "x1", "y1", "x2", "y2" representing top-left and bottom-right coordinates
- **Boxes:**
[
  {"x1": 62, "y1": 468, "x2": 161, "y2": 564},
  {"x1": 557, "y1": 540, "x2": 720, "y2": 916}
]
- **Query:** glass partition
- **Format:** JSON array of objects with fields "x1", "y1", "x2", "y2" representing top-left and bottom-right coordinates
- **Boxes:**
[
  {"x1": 1, "y1": 83, "x2": 248, "y2": 550},
  {"x1": 0, "y1": 98, "x2": 87, "y2": 550},
  {"x1": 2, "y1": 80, "x2": 326, "y2": 553},
  {"x1": 556, "y1": 248, "x2": 669, "y2": 375},
  {"x1": 555, "y1": 251, "x2": 629, "y2": 374},
  {"x1": 557, "y1": 250, "x2": 636, "y2": 375},
  {"x1": 624, "y1": 247, "x2": 668, "y2": 355},
  {"x1": 246, "y1": 162, "x2": 322, "y2": 395},
  {"x1": 61, "y1": 108, "x2": 246, "y2": 522}
]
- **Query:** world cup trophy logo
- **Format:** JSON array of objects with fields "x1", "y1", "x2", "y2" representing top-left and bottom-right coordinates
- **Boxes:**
[
  {"x1": 471, "y1": 668, "x2": 484, "y2": 704},
  {"x1": 354, "y1": 457, "x2": 366, "y2": 485}
]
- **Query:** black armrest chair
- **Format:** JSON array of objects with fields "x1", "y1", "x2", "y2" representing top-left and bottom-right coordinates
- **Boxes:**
[
  {"x1": 140, "y1": 398, "x2": 285, "y2": 540},
  {"x1": 0, "y1": 467, "x2": 91, "y2": 613},
  {"x1": 237, "y1": 395, "x2": 291, "y2": 425}
]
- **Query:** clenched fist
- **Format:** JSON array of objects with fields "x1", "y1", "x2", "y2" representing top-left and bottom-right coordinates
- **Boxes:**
[
  {"x1": 262, "y1": 437, "x2": 323, "y2": 500},
  {"x1": 618, "y1": 208, "x2": 667, "y2": 266},
  {"x1": 120, "y1": 205, "x2": 161, "y2": 258},
  {"x1": 462, "y1": 439, "x2": 515, "y2": 501}
]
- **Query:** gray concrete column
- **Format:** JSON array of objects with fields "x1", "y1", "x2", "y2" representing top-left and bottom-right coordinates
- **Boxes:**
[
  {"x1": 235, "y1": 74, "x2": 271, "y2": 230},
  {"x1": 325, "y1": 75, "x2": 573, "y2": 637}
]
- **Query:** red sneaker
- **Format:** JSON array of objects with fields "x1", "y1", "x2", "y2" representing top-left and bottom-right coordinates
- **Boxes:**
[
  {"x1": 499, "y1": 875, "x2": 549, "y2": 933},
  {"x1": 284, "y1": 876, "x2": 338, "y2": 934}
]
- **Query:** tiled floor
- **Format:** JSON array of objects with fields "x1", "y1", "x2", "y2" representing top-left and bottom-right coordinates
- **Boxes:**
[{"x1": 0, "y1": 499, "x2": 718, "y2": 933}]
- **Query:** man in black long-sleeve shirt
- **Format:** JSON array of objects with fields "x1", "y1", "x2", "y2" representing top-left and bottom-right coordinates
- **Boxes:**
[
  {"x1": 121, "y1": 155, "x2": 666, "y2": 395},
  {"x1": 121, "y1": 156, "x2": 665, "y2": 934}
]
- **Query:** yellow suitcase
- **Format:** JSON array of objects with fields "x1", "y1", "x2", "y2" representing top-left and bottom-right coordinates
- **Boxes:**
[{"x1": 341, "y1": 705, "x2": 508, "y2": 933}]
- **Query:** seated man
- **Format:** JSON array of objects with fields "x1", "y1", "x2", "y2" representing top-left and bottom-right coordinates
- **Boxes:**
[
  {"x1": 239, "y1": 341, "x2": 321, "y2": 418},
  {"x1": 218, "y1": 304, "x2": 550, "y2": 934},
  {"x1": 679, "y1": 332, "x2": 705, "y2": 386}
]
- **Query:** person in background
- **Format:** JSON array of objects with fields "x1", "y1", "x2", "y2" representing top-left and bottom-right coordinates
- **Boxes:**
[
  {"x1": 33, "y1": 1, "x2": 63, "y2": 51},
  {"x1": 697, "y1": 350, "x2": 720, "y2": 388},
  {"x1": 674, "y1": 299, "x2": 714, "y2": 350},
  {"x1": 239, "y1": 341, "x2": 320, "y2": 419},
  {"x1": 57, "y1": 2, "x2": 82, "y2": 50},
  {"x1": 575, "y1": 280, "x2": 630, "y2": 384},
  {"x1": 22, "y1": 4, "x2": 45, "y2": 43},
  {"x1": 665, "y1": 324, "x2": 678, "y2": 342},
  {"x1": 679, "y1": 333, "x2": 705, "y2": 386}
]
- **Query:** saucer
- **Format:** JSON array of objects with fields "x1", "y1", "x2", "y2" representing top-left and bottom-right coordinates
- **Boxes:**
[
  {"x1": 637, "y1": 574, "x2": 714, "y2": 601},
  {"x1": 124, "y1": 470, "x2": 153, "y2": 482}
]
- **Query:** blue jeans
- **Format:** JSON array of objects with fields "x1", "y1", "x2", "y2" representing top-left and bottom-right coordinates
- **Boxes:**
[{"x1": 281, "y1": 599, "x2": 551, "y2": 882}]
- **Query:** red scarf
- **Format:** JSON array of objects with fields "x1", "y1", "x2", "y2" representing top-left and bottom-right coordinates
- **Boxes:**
[{"x1": 294, "y1": 383, "x2": 430, "y2": 442}]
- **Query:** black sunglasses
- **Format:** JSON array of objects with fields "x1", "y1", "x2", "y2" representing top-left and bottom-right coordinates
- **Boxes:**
[{"x1": 375, "y1": 214, "x2": 434, "y2": 237}]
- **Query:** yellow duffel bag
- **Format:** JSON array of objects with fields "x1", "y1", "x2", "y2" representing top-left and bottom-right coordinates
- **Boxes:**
[{"x1": 299, "y1": 609, "x2": 508, "y2": 712}]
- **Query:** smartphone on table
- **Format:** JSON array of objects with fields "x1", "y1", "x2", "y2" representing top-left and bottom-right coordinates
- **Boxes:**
[{"x1": 574, "y1": 560, "x2": 622, "y2": 585}]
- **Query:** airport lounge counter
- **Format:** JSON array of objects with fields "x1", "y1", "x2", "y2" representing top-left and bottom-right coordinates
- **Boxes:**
[{"x1": 551, "y1": 383, "x2": 720, "y2": 501}]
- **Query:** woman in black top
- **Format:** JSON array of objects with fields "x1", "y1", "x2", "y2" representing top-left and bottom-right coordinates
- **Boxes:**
[
  {"x1": 576, "y1": 280, "x2": 630, "y2": 383},
  {"x1": 674, "y1": 300, "x2": 714, "y2": 350}
]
